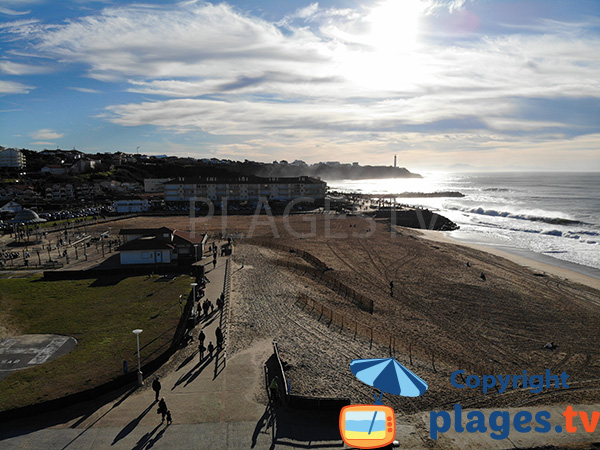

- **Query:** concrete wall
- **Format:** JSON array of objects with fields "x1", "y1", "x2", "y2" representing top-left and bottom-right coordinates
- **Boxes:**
[{"x1": 120, "y1": 249, "x2": 171, "y2": 265}]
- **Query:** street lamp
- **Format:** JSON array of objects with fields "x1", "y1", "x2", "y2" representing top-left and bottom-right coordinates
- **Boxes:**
[
  {"x1": 132, "y1": 329, "x2": 143, "y2": 386},
  {"x1": 191, "y1": 282, "x2": 198, "y2": 301}
]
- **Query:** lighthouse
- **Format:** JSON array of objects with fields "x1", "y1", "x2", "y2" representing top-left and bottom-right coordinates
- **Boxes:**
[{"x1": 394, "y1": 155, "x2": 397, "y2": 168}]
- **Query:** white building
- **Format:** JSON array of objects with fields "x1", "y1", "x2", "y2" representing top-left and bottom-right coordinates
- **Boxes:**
[
  {"x1": 118, "y1": 236, "x2": 173, "y2": 265},
  {"x1": 113, "y1": 196, "x2": 149, "y2": 213},
  {"x1": 164, "y1": 176, "x2": 327, "y2": 204},
  {"x1": 0, "y1": 148, "x2": 26, "y2": 168},
  {"x1": 118, "y1": 227, "x2": 207, "y2": 265}
]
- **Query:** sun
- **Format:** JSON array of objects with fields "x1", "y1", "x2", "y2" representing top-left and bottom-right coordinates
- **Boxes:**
[
  {"x1": 338, "y1": 0, "x2": 428, "y2": 91},
  {"x1": 366, "y1": 0, "x2": 426, "y2": 54}
]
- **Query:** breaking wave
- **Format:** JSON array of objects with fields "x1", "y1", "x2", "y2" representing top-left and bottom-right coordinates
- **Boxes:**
[{"x1": 449, "y1": 205, "x2": 586, "y2": 226}]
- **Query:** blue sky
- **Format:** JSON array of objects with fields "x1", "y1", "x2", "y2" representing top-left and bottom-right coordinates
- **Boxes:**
[{"x1": 1, "y1": 0, "x2": 599, "y2": 171}]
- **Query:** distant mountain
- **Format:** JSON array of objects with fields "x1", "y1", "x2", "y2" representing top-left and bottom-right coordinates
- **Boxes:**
[{"x1": 250, "y1": 162, "x2": 421, "y2": 180}]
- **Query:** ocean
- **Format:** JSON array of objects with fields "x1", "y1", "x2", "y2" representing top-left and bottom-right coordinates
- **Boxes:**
[{"x1": 327, "y1": 172, "x2": 600, "y2": 275}]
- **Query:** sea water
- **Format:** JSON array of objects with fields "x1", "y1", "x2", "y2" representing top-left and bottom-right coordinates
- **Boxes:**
[{"x1": 328, "y1": 172, "x2": 600, "y2": 273}]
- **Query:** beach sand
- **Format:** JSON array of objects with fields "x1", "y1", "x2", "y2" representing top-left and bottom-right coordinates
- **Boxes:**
[
  {"x1": 81, "y1": 214, "x2": 600, "y2": 412},
  {"x1": 417, "y1": 229, "x2": 600, "y2": 291}
]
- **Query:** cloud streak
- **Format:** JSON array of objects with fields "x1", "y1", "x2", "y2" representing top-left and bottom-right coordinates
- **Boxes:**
[{"x1": 30, "y1": 128, "x2": 63, "y2": 140}]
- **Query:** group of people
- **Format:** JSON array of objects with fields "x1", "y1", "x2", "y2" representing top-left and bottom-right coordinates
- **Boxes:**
[
  {"x1": 151, "y1": 377, "x2": 173, "y2": 425},
  {"x1": 197, "y1": 325, "x2": 224, "y2": 362}
]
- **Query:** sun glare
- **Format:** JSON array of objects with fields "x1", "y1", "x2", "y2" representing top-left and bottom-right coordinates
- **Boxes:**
[
  {"x1": 339, "y1": 0, "x2": 428, "y2": 91},
  {"x1": 367, "y1": 0, "x2": 425, "y2": 54}
]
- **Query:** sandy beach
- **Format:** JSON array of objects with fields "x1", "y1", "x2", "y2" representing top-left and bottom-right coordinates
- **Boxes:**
[
  {"x1": 74, "y1": 213, "x2": 600, "y2": 415},
  {"x1": 417, "y1": 229, "x2": 600, "y2": 291}
]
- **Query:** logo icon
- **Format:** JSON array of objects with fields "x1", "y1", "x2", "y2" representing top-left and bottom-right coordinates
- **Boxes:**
[
  {"x1": 340, "y1": 404, "x2": 396, "y2": 449},
  {"x1": 340, "y1": 357, "x2": 428, "y2": 449}
]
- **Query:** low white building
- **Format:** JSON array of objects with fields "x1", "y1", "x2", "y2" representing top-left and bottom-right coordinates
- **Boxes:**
[
  {"x1": 164, "y1": 176, "x2": 327, "y2": 204},
  {"x1": 113, "y1": 197, "x2": 149, "y2": 213},
  {"x1": 118, "y1": 227, "x2": 207, "y2": 265},
  {"x1": 118, "y1": 236, "x2": 173, "y2": 265}
]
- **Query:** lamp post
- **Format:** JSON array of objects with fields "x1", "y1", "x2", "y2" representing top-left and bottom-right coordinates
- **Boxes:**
[
  {"x1": 132, "y1": 329, "x2": 143, "y2": 386},
  {"x1": 191, "y1": 282, "x2": 198, "y2": 301}
]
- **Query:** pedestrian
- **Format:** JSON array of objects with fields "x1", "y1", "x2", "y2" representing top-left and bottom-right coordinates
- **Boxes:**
[
  {"x1": 213, "y1": 255, "x2": 217, "y2": 268},
  {"x1": 269, "y1": 377, "x2": 279, "y2": 405},
  {"x1": 157, "y1": 398, "x2": 168, "y2": 422},
  {"x1": 198, "y1": 342, "x2": 206, "y2": 361},
  {"x1": 152, "y1": 377, "x2": 161, "y2": 402},
  {"x1": 203, "y1": 300, "x2": 209, "y2": 316},
  {"x1": 166, "y1": 410, "x2": 173, "y2": 426},
  {"x1": 198, "y1": 329, "x2": 205, "y2": 344},
  {"x1": 208, "y1": 341, "x2": 214, "y2": 358},
  {"x1": 215, "y1": 326, "x2": 223, "y2": 348}
]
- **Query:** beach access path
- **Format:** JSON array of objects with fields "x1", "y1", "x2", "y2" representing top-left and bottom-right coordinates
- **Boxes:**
[{"x1": 1, "y1": 245, "x2": 599, "y2": 449}]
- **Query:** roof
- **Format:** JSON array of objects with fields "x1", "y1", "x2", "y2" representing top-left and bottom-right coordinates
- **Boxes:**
[
  {"x1": 118, "y1": 236, "x2": 174, "y2": 251},
  {"x1": 119, "y1": 227, "x2": 173, "y2": 236},
  {"x1": 173, "y1": 230, "x2": 206, "y2": 245},
  {"x1": 164, "y1": 176, "x2": 325, "y2": 185},
  {"x1": 10, "y1": 209, "x2": 46, "y2": 224}
]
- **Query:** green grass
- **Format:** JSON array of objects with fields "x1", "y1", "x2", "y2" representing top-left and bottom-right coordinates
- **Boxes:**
[
  {"x1": 0, "y1": 273, "x2": 192, "y2": 411},
  {"x1": 39, "y1": 216, "x2": 95, "y2": 229}
]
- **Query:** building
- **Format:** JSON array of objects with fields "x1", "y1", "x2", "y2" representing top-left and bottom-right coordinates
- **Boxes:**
[
  {"x1": 144, "y1": 178, "x2": 171, "y2": 193},
  {"x1": 118, "y1": 236, "x2": 174, "y2": 265},
  {"x1": 69, "y1": 158, "x2": 97, "y2": 174},
  {"x1": 41, "y1": 165, "x2": 67, "y2": 176},
  {"x1": 113, "y1": 196, "x2": 149, "y2": 213},
  {"x1": 0, "y1": 148, "x2": 26, "y2": 169},
  {"x1": 118, "y1": 227, "x2": 207, "y2": 265},
  {"x1": 164, "y1": 176, "x2": 327, "y2": 205}
]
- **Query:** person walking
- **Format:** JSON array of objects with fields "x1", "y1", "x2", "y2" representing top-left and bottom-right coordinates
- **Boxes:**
[
  {"x1": 152, "y1": 377, "x2": 161, "y2": 402},
  {"x1": 157, "y1": 398, "x2": 168, "y2": 423},
  {"x1": 207, "y1": 341, "x2": 214, "y2": 358},
  {"x1": 269, "y1": 377, "x2": 279, "y2": 406},
  {"x1": 198, "y1": 329, "x2": 205, "y2": 345},
  {"x1": 198, "y1": 342, "x2": 206, "y2": 362},
  {"x1": 215, "y1": 326, "x2": 223, "y2": 348}
]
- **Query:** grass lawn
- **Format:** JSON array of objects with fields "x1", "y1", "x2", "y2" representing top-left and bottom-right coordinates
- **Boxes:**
[{"x1": 0, "y1": 273, "x2": 192, "y2": 411}]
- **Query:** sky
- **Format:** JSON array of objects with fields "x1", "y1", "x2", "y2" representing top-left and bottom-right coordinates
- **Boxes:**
[{"x1": 0, "y1": 0, "x2": 599, "y2": 171}]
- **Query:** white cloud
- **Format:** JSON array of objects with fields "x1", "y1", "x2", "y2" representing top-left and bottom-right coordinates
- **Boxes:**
[
  {"x1": 0, "y1": 79, "x2": 33, "y2": 94},
  {"x1": 30, "y1": 141, "x2": 58, "y2": 146},
  {"x1": 0, "y1": 60, "x2": 49, "y2": 75},
  {"x1": 0, "y1": 7, "x2": 30, "y2": 16},
  {"x1": 30, "y1": 128, "x2": 63, "y2": 140},
  {"x1": 68, "y1": 87, "x2": 100, "y2": 94}
]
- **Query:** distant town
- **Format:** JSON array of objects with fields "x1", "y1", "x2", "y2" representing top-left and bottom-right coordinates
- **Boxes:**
[{"x1": 0, "y1": 146, "x2": 420, "y2": 223}]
